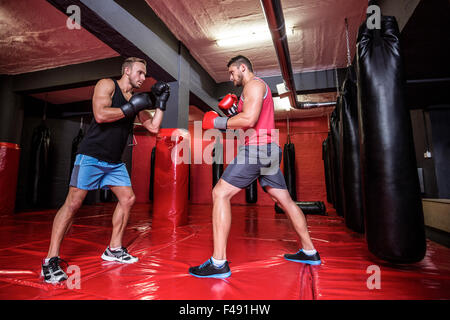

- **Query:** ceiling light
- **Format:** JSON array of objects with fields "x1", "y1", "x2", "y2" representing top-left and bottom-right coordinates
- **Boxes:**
[
  {"x1": 216, "y1": 27, "x2": 295, "y2": 48},
  {"x1": 216, "y1": 30, "x2": 271, "y2": 47}
]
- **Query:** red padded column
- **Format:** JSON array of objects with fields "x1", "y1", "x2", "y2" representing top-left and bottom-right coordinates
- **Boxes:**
[
  {"x1": 0, "y1": 142, "x2": 20, "y2": 215},
  {"x1": 152, "y1": 129, "x2": 190, "y2": 229}
]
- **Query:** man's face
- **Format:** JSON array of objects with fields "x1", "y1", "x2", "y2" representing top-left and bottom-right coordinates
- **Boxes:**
[
  {"x1": 127, "y1": 62, "x2": 147, "y2": 89},
  {"x1": 228, "y1": 64, "x2": 244, "y2": 87}
]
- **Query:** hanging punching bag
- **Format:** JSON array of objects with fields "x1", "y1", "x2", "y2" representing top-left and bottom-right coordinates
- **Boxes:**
[
  {"x1": 149, "y1": 146, "x2": 156, "y2": 201},
  {"x1": 322, "y1": 138, "x2": 332, "y2": 204},
  {"x1": 0, "y1": 142, "x2": 20, "y2": 215},
  {"x1": 326, "y1": 132, "x2": 336, "y2": 207},
  {"x1": 70, "y1": 126, "x2": 84, "y2": 178},
  {"x1": 330, "y1": 107, "x2": 344, "y2": 216},
  {"x1": 28, "y1": 122, "x2": 51, "y2": 207},
  {"x1": 341, "y1": 67, "x2": 364, "y2": 233},
  {"x1": 245, "y1": 180, "x2": 258, "y2": 203},
  {"x1": 356, "y1": 15, "x2": 425, "y2": 262},
  {"x1": 212, "y1": 142, "x2": 223, "y2": 188},
  {"x1": 283, "y1": 137, "x2": 297, "y2": 201}
]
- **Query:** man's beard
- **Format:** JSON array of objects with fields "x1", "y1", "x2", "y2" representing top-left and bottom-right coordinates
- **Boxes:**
[
  {"x1": 131, "y1": 79, "x2": 142, "y2": 89},
  {"x1": 234, "y1": 74, "x2": 243, "y2": 87}
]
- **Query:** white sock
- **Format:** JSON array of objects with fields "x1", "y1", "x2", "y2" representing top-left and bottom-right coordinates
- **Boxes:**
[
  {"x1": 109, "y1": 246, "x2": 121, "y2": 251},
  {"x1": 211, "y1": 256, "x2": 226, "y2": 267},
  {"x1": 43, "y1": 256, "x2": 58, "y2": 265},
  {"x1": 302, "y1": 249, "x2": 317, "y2": 256}
]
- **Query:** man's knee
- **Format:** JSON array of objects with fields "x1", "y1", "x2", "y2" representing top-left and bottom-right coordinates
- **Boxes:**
[
  {"x1": 66, "y1": 196, "x2": 83, "y2": 212},
  {"x1": 269, "y1": 189, "x2": 292, "y2": 207},
  {"x1": 119, "y1": 193, "x2": 136, "y2": 208},
  {"x1": 212, "y1": 183, "x2": 230, "y2": 201}
]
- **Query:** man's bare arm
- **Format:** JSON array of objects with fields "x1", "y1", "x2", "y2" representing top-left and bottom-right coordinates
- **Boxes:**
[
  {"x1": 92, "y1": 79, "x2": 128, "y2": 123},
  {"x1": 226, "y1": 80, "x2": 264, "y2": 129},
  {"x1": 137, "y1": 109, "x2": 164, "y2": 134}
]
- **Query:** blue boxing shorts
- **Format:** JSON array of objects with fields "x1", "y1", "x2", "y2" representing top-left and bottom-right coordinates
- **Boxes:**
[{"x1": 69, "y1": 154, "x2": 131, "y2": 190}]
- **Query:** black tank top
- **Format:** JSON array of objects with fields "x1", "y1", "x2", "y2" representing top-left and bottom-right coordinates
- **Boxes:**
[{"x1": 77, "y1": 79, "x2": 134, "y2": 163}]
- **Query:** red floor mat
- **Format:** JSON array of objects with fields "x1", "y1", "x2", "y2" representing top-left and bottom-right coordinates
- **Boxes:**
[{"x1": 0, "y1": 203, "x2": 448, "y2": 300}]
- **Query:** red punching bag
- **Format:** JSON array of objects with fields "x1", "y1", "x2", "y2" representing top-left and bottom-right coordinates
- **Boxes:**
[
  {"x1": 0, "y1": 142, "x2": 20, "y2": 215},
  {"x1": 152, "y1": 129, "x2": 190, "y2": 230}
]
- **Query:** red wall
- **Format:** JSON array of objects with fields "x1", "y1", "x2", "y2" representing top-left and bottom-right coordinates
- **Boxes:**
[{"x1": 131, "y1": 116, "x2": 329, "y2": 206}]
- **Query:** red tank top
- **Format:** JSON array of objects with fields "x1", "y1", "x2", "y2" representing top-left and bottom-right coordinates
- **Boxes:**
[{"x1": 237, "y1": 77, "x2": 277, "y2": 146}]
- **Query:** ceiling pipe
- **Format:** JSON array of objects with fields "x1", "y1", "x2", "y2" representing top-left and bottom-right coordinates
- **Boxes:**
[
  {"x1": 300, "y1": 101, "x2": 336, "y2": 108},
  {"x1": 261, "y1": 0, "x2": 299, "y2": 108}
]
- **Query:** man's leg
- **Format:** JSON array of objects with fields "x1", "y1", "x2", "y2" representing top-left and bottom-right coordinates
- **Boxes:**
[
  {"x1": 188, "y1": 178, "x2": 242, "y2": 278},
  {"x1": 42, "y1": 187, "x2": 87, "y2": 283},
  {"x1": 47, "y1": 187, "x2": 88, "y2": 258},
  {"x1": 265, "y1": 186, "x2": 321, "y2": 265},
  {"x1": 212, "y1": 179, "x2": 242, "y2": 261},
  {"x1": 266, "y1": 187, "x2": 314, "y2": 250},
  {"x1": 101, "y1": 186, "x2": 138, "y2": 264},
  {"x1": 108, "y1": 186, "x2": 136, "y2": 249}
]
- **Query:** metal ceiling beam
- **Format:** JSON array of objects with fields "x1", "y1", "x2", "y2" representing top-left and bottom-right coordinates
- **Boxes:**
[
  {"x1": 12, "y1": 57, "x2": 124, "y2": 94},
  {"x1": 47, "y1": 0, "x2": 175, "y2": 83}
]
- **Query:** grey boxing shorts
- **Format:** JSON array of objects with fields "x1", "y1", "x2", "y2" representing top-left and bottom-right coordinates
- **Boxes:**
[{"x1": 221, "y1": 143, "x2": 288, "y2": 191}]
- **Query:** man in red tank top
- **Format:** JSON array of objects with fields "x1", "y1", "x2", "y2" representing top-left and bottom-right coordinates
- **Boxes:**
[{"x1": 190, "y1": 56, "x2": 321, "y2": 278}]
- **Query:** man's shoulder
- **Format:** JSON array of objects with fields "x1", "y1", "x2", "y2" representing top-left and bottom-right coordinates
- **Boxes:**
[
  {"x1": 94, "y1": 78, "x2": 116, "y2": 95},
  {"x1": 244, "y1": 78, "x2": 266, "y2": 95},
  {"x1": 96, "y1": 78, "x2": 115, "y2": 87}
]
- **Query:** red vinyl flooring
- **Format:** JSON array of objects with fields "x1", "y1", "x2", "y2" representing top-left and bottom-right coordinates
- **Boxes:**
[{"x1": 0, "y1": 203, "x2": 449, "y2": 300}]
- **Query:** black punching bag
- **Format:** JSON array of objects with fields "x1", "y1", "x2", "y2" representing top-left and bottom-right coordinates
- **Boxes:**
[
  {"x1": 322, "y1": 138, "x2": 332, "y2": 204},
  {"x1": 330, "y1": 107, "x2": 344, "y2": 216},
  {"x1": 149, "y1": 146, "x2": 156, "y2": 201},
  {"x1": 341, "y1": 68, "x2": 364, "y2": 233},
  {"x1": 70, "y1": 124, "x2": 84, "y2": 178},
  {"x1": 246, "y1": 180, "x2": 258, "y2": 203},
  {"x1": 28, "y1": 122, "x2": 51, "y2": 207},
  {"x1": 212, "y1": 142, "x2": 223, "y2": 188},
  {"x1": 283, "y1": 136, "x2": 297, "y2": 201},
  {"x1": 356, "y1": 16, "x2": 425, "y2": 262},
  {"x1": 326, "y1": 132, "x2": 336, "y2": 206}
]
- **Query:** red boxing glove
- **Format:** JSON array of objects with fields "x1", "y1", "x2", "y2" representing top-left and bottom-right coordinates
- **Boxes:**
[
  {"x1": 218, "y1": 94, "x2": 239, "y2": 117},
  {"x1": 202, "y1": 111, "x2": 228, "y2": 130},
  {"x1": 202, "y1": 111, "x2": 219, "y2": 129}
]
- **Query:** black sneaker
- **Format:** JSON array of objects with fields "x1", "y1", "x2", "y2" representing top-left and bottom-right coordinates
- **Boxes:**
[
  {"x1": 189, "y1": 258, "x2": 231, "y2": 279},
  {"x1": 101, "y1": 247, "x2": 138, "y2": 264},
  {"x1": 41, "y1": 257, "x2": 68, "y2": 283},
  {"x1": 284, "y1": 249, "x2": 321, "y2": 265}
]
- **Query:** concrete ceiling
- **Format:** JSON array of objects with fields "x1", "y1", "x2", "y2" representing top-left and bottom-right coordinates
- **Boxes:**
[
  {"x1": 145, "y1": 0, "x2": 367, "y2": 83},
  {"x1": 1, "y1": 0, "x2": 367, "y2": 81},
  {"x1": 0, "y1": 0, "x2": 119, "y2": 75},
  {"x1": 3, "y1": 0, "x2": 445, "y2": 115}
]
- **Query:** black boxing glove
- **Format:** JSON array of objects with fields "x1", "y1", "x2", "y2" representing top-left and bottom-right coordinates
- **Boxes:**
[
  {"x1": 120, "y1": 92, "x2": 152, "y2": 119},
  {"x1": 151, "y1": 81, "x2": 170, "y2": 111}
]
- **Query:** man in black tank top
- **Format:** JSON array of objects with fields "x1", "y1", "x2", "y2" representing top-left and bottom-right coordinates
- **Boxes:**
[{"x1": 41, "y1": 57, "x2": 171, "y2": 283}]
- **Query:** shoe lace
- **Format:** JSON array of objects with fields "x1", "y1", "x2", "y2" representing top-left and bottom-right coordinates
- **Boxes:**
[
  {"x1": 118, "y1": 247, "x2": 132, "y2": 259},
  {"x1": 48, "y1": 257, "x2": 68, "y2": 272},
  {"x1": 199, "y1": 259, "x2": 212, "y2": 269}
]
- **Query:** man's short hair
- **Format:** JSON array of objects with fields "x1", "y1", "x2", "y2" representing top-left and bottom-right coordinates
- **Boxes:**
[
  {"x1": 227, "y1": 55, "x2": 253, "y2": 72},
  {"x1": 121, "y1": 57, "x2": 147, "y2": 75}
]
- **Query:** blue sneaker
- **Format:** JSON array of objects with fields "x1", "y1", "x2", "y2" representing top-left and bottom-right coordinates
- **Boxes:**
[
  {"x1": 284, "y1": 249, "x2": 321, "y2": 265},
  {"x1": 189, "y1": 258, "x2": 231, "y2": 278}
]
